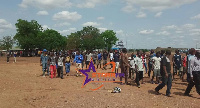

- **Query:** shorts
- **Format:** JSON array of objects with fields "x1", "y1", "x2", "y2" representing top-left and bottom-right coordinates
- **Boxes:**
[
  {"x1": 115, "y1": 62, "x2": 119, "y2": 69},
  {"x1": 153, "y1": 69, "x2": 161, "y2": 77},
  {"x1": 76, "y1": 63, "x2": 82, "y2": 69},
  {"x1": 97, "y1": 60, "x2": 101, "y2": 65}
]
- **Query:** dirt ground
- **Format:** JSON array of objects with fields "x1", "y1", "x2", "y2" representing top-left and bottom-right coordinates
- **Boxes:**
[{"x1": 0, "y1": 56, "x2": 199, "y2": 108}]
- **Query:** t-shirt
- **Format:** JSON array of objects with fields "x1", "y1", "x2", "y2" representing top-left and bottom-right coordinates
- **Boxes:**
[
  {"x1": 173, "y1": 54, "x2": 182, "y2": 68},
  {"x1": 103, "y1": 52, "x2": 108, "y2": 60},
  {"x1": 41, "y1": 54, "x2": 49, "y2": 64},
  {"x1": 135, "y1": 56, "x2": 144, "y2": 71},
  {"x1": 86, "y1": 53, "x2": 92, "y2": 61},
  {"x1": 49, "y1": 56, "x2": 56, "y2": 65},
  {"x1": 182, "y1": 56, "x2": 187, "y2": 67},
  {"x1": 161, "y1": 56, "x2": 171, "y2": 74},
  {"x1": 97, "y1": 53, "x2": 102, "y2": 60},
  {"x1": 187, "y1": 54, "x2": 195, "y2": 73},
  {"x1": 92, "y1": 53, "x2": 97, "y2": 60},
  {"x1": 149, "y1": 54, "x2": 155, "y2": 65},
  {"x1": 190, "y1": 56, "x2": 200, "y2": 77},
  {"x1": 130, "y1": 59, "x2": 135, "y2": 69},
  {"x1": 110, "y1": 53, "x2": 114, "y2": 60},
  {"x1": 57, "y1": 56, "x2": 64, "y2": 66},
  {"x1": 114, "y1": 53, "x2": 120, "y2": 62},
  {"x1": 152, "y1": 57, "x2": 161, "y2": 69}
]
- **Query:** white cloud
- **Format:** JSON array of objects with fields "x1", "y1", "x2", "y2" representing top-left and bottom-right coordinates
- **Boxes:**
[
  {"x1": 54, "y1": 22, "x2": 71, "y2": 27},
  {"x1": 136, "y1": 12, "x2": 146, "y2": 18},
  {"x1": 155, "y1": 12, "x2": 162, "y2": 17},
  {"x1": 99, "y1": 28, "x2": 107, "y2": 32},
  {"x1": 156, "y1": 31, "x2": 170, "y2": 36},
  {"x1": 0, "y1": 19, "x2": 13, "y2": 31},
  {"x1": 19, "y1": 0, "x2": 72, "y2": 9},
  {"x1": 189, "y1": 29, "x2": 200, "y2": 36},
  {"x1": 121, "y1": 0, "x2": 197, "y2": 12},
  {"x1": 97, "y1": 17, "x2": 105, "y2": 20},
  {"x1": 182, "y1": 24, "x2": 196, "y2": 29},
  {"x1": 59, "y1": 28, "x2": 77, "y2": 35},
  {"x1": 53, "y1": 11, "x2": 82, "y2": 22},
  {"x1": 116, "y1": 30, "x2": 124, "y2": 36},
  {"x1": 42, "y1": 25, "x2": 50, "y2": 30},
  {"x1": 162, "y1": 25, "x2": 177, "y2": 30},
  {"x1": 77, "y1": 0, "x2": 109, "y2": 8},
  {"x1": 139, "y1": 30, "x2": 154, "y2": 35},
  {"x1": 37, "y1": 11, "x2": 49, "y2": 15},
  {"x1": 176, "y1": 31, "x2": 183, "y2": 34},
  {"x1": 191, "y1": 14, "x2": 200, "y2": 20},
  {"x1": 121, "y1": 4, "x2": 135, "y2": 13},
  {"x1": 82, "y1": 22, "x2": 100, "y2": 27}
]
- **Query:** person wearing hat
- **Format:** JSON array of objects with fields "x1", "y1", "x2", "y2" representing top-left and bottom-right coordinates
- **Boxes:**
[{"x1": 40, "y1": 49, "x2": 49, "y2": 77}]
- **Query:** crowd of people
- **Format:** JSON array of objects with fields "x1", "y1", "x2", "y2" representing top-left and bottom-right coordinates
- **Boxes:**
[{"x1": 39, "y1": 48, "x2": 200, "y2": 97}]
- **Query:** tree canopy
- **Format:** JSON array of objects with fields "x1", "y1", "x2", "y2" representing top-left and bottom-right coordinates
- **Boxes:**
[{"x1": 13, "y1": 19, "x2": 118, "y2": 51}]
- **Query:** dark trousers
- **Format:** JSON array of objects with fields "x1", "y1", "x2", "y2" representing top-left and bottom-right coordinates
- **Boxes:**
[
  {"x1": 7, "y1": 57, "x2": 10, "y2": 62},
  {"x1": 57, "y1": 66, "x2": 63, "y2": 78},
  {"x1": 148, "y1": 63, "x2": 152, "y2": 77},
  {"x1": 135, "y1": 71, "x2": 143, "y2": 86},
  {"x1": 155, "y1": 73, "x2": 172, "y2": 95},
  {"x1": 185, "y1": 71, "x2": 200, "y2": 95},
  {"x1": 129, "y1": 68, "x2": 135, "y2": 79},
  {"x1": 120, "y1": 66, "x2": 128, "y2": 84}
]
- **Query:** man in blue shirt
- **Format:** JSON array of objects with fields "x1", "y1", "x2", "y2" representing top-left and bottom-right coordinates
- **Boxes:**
[
  {"x1": 40, "y1": 49, "x2": 49, "y2": 77},
  {"x1": 74, "y1": 51, "x2": 83, "y2": 77}
]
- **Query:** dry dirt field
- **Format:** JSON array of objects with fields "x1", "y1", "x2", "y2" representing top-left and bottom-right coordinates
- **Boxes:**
[{"x1": 0, "y1": 57, "x2": 200, "y2": 108}]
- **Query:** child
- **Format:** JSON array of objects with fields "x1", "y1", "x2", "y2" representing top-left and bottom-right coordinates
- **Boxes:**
[
  {"x1": 48, "y1": 52, "x2": 57, "y2": 79},
  {"x1": 40, "y1": 49, "x2": 49, "y2": 77},
  {"x1": 129, "y1": 56, "x2": 136, "y2": 80},
  {"x1": 65, "y1": 53, "x2": 71, "y2": 76},
  {"x1": 57, "y1": 52, "x2": 65, "y2": 79},
  {"x1": 74, "y1": 52, "x2": 83, "y2": 77}
]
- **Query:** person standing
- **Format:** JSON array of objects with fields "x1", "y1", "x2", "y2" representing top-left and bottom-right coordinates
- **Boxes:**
[
  {"x1": 96, "y1": 51, "x2": 102, "y2": 69},
  {"x1": 92, "y1": 51, "x2": 98, "y2": 65},
  {"x1": 184, "y1": 50, "x2": 200, "y2": 96},
  {"x1": 6, "y1": 52, "x2": 10, "y2": 63},
  {"x1": 155, "y1": 50, "x2": 172, "y2": 97},
  {"x1": 13, "y1": 52, "x2": 17, "y2": 63},
  {"x1": 65, "y1": 53, "x2": 71, "y2": 76},
  {"x1": 103, "y1": 50, "x2": 108, "y2": 70},
  {"x1": 49, "y1": 52, "x2": 57, "y2": 79},
  {"x1": 114, "y1": 50, "x2": 120, "y2": 74},
  {"x1": 148, "y1": 50, "x2": 155, "y2": 77},
  {"x1": 142, "y1": 52, "x2": 148, "y2": 74},
  {"x1": 109, "y1": 50, "x2": 114, "y2": 69},
  {"x1": 74, "y1": 52, "x2": 83, "y2": 77},
  {"x1": 135, "y1": 50, "x2": 144, "y2": 88},
  {"x1": 182, "y1": 53, "x2": 187, "y2": 81},
  {"x1": 57, "y1": 52, "x2": 65, "y2": 79},
  {"x1": 172, "y1": 49, "x2": 182, "y2": 79},
  {"x1": 129, "y1": 56, "x2": 136, "y2": 80},
  {"x1": 40, "y1": 49, "x2": 49, "y2": 77},
  {"x1": 151, "y1": 52, "x2": 161, "y2": 84},
  {"x1": 120, "y1": 48, "x2": 130, "y2": 85},
  {"x1": 85, "y1": 51, "x2": 92, "y2": 68},
  {"x1": 186, "y1": 48, "x2": 196, "y2": 82}
]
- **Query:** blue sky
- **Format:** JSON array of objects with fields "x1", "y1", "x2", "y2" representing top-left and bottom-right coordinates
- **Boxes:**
[{"x1": 0, "y1": 0, "x2": 200, "y2": 49}]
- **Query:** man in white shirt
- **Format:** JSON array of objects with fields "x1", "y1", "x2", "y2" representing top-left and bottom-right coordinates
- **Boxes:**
[
  {"x1": 184, "y1": 49, "x2": 200, "y2": 96},
  {"x1": 109, "y1": 50, "x2": 114, "y2": 69},
  {"x1": 135, "y1": 50, "x2": 144, "y2": 88},
  {"x1": 151, "y1": 52, "x2": 161, "y2": 84}
]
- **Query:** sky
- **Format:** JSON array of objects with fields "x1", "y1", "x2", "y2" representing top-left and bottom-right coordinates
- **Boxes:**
[{"x1": 0, "y1": 0, "x2": 200, "y2": 49}]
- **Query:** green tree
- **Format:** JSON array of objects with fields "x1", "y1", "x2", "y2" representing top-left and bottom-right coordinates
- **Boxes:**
[
  {"x1": 101, "y1": 30, "x2": 118, "y2": 51},
  {"x1": 14, "y1": 19, "x2": 43, "y2": 50},
  {"x1": 0, "y1": 36, "x2": 15, "y2": 51},
  {"x1": 38, "y1": 29, "x2": 67, "y2": 51},
  {"x1": 66, "y1": 32, "x2": 81, "y2": 50}
]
